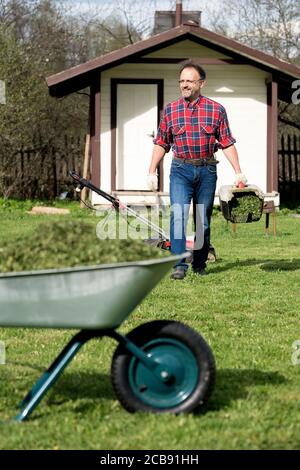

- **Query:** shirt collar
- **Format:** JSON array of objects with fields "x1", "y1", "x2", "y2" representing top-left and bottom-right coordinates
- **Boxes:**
[{"x1": 182, "y1": 95, "x2": 202, "y2": 108}]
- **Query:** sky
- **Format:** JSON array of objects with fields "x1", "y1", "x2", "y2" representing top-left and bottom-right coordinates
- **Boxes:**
[
  {"x1": 65, "y1": 0, "x2": 207, "y2": 9},
  {"x1": 60, "y1": 0, "x2": 219, "y2": 29}
]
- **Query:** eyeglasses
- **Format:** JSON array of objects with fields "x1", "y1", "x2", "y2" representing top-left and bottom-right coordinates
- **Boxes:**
[{"x1": 178, "y1": 79, "x2": 203, "y2": 85}]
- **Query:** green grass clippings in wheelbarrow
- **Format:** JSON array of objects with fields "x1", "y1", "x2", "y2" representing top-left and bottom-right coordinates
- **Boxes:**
[{"x1": 0, "y1": 255, "x2": 215, "y2": 421}]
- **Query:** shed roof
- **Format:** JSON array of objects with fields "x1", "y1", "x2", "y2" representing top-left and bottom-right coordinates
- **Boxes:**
[{"x1": 46, "y1": 23, "x2": 300, "y2": 100}]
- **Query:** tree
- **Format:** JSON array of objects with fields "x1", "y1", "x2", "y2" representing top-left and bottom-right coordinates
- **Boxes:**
[
  {"x1": 0, "y1": 0, "x2": 157, "y2": 197},
  {"x1": 205, "y1": 0, "x2": 300, "y2": 132},
  {"x1": 207, "y1": 0, "x2": 300, "y2": 63},
  {"x1": 0, "y1": 0, "x2": 90, "y2": 197}
]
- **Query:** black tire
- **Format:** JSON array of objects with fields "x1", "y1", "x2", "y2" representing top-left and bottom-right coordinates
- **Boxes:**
[{"x1": 111, "y1": 320, "x2": 216, "y2": 414}]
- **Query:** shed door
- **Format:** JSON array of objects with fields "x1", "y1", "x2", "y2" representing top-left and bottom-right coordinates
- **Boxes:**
[{"x1": 116, "y1": 84, "x2": 157, "y2": 190}]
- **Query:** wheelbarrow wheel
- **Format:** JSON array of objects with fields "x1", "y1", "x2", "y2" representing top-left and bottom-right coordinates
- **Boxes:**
[{"x1": 111, "y1": 320, "x2": 215, "y2": 414}]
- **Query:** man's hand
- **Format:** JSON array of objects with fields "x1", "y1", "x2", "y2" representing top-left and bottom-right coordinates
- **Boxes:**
[
  {"x1": 147, "y1": 173, "x2": 158, "y2": 191},
  {"x1": 234, "y1": 172, "x2": 247, "y2": 188}
]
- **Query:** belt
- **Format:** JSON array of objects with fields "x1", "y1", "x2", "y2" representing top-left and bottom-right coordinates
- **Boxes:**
[{"x1": 173, "y1": 157, "x2": 219, "y2": 166}]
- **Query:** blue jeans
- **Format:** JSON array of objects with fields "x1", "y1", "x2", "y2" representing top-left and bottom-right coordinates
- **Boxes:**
[{"x1": 169, "y1": 159, "x2": 217, "y2": 271}]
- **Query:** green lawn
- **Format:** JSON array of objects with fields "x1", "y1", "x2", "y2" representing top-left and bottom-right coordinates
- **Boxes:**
[{"x1": 0, "y1": 200, "x2": 299, "y2": 449}]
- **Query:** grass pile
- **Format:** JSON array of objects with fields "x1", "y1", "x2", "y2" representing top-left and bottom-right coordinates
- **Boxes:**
[
  {"x1": 229, "y1": 194, "x2": 263, "y2": 223},
  {"x1": 0, "y1": 219, "x2": 166, "y2": 273}
]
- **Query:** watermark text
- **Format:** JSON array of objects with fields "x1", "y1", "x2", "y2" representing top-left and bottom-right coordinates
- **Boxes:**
[
  {"x1": 0, "y1": 341, "x2": 6, "y2": 365},
  {"x1": 95, "y1": 203, "x2": 205, "y2": 250},
  {"x1": 291, "y1": 80, "x2": 300, "y2": 105},
  {"x1": 0, "y1": 80, "x2": 5, "y2": 104},
  {"x1": 291, "y1": 340, "x2": 300, "y2": 365}
]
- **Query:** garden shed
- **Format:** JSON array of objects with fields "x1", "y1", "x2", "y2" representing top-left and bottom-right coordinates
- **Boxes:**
[{"x1": 46, "y1": 13, "x2": 300, "y2": 206}]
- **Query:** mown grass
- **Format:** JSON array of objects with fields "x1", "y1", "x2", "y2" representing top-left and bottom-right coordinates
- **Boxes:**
[{"x1": 0, "y1": 199, "x2": 299, "y2": 449}]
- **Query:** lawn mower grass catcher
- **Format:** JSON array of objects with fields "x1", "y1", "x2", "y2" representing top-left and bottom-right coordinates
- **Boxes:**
[{"x1": 219, "y1": 185, "x2": 264, "y2": 224}]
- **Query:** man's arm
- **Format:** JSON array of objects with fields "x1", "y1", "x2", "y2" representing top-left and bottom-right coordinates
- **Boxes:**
[
  {"x1": 222, "y1": 144, "x2": 241, "y2": 172},
  {"x1": 222, "y1": 145, "x2": 247, "y2": 187},
  {"x1": 149, "y1": 145, "x2": 166, "y2": 174},
  {"x1": 147, "y1": 105, "x2": 170, "y2": 189},
  {"x1": 147, "y1": 145, "x2": 166, "y2": 191}
]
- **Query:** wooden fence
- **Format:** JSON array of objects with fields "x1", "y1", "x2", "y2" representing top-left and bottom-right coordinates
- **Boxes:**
[
  {"x1": 278, "y1": 134, "x2": 300, "y2": 206},
  {"x1": 1, "y1": 133, "x2": 299, "y2": 203},
  {"x1": 0, "y1": 135, "x2": 85, "y2": 199}
]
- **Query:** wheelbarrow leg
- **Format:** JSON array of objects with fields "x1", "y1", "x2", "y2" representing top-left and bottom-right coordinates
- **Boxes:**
[{"x1": 15, "y1": 330, "x2": 99, "y2": 422}]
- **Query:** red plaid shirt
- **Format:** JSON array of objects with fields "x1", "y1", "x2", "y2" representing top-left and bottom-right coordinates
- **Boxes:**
[{"x1": 154, "y1": 95, "x2": 236, "y2": 159}]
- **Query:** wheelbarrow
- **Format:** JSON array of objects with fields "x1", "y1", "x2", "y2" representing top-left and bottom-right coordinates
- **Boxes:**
[{"x1": 0, "y1": 255, "x2": 215, "y2": 421}]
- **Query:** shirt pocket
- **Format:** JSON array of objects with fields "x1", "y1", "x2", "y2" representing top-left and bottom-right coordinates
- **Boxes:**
[
  {"x1": 200, "y1": 125, "x2": 215, "y2": 135},
  {"x1": 200, "y1": 124, "x2": 217, "y2": 154},
  {"x1": 172, "y1": 126, "x2": 186, "y2": 136}
]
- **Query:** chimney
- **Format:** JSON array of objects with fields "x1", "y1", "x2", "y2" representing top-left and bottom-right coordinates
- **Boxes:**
[
  {"x1": 153, "y1": 4, "x2": 201, "y2": 35},
  {"x1": 175, "y1": 0, "x2": 183, "y2": 26}
]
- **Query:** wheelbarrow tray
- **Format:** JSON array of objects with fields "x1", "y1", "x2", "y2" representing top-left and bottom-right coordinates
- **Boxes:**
[{"x1": 0, "y1": 255, "x2": 180, "y2": 330}]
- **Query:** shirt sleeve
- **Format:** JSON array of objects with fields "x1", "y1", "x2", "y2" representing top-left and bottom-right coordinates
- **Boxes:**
[
  {"x1": 215, "y1": 107, "x2": 236, "y2": 149},
  {"x1": 153, "y1": 107, "x2": 172, "y2": 153}
]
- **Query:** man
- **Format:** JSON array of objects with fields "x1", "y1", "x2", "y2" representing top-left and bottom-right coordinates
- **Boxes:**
[{"x1": 147, "y1": 60, "x2": 247, "y2": 280}]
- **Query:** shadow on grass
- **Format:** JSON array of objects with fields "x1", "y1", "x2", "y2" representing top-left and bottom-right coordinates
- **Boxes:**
[
  {"x1": 23, "y1": 372, "x2": 115, "y2": 419},
  {"x1": 260, "y1": 259, "x2": 300, "y2": 271},
  {"x1": 206, "y1": 368, "x2": 286, "y2": 412},
  {"x1": 50, "y1": 368, "x2": 286, "y2": 415},
  {"x1": 0, "y1": 372, "x2": 114, "y2": 423},
  {"x1": 47, "y1": 371, "x2": 114, "y2": 404},
  {"x1": 208, "y1": 258, "x2": 300, "y2": 274},
  {"x1": 2, "y1": 367, "x2": 287, "y2": 421},
  {"x1": 1, "y1": 368, "x2": 114, "y2": 419},
  {"x1": 41, "y1": 368, "x2": 287, "y2": 413}
]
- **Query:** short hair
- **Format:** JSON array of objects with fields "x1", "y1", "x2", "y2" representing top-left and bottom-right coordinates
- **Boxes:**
[{"x1": 179, "y1": 60, "x2": 206, "y2": 80}]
